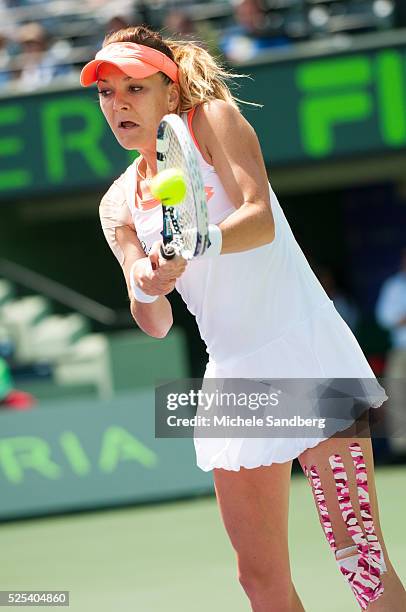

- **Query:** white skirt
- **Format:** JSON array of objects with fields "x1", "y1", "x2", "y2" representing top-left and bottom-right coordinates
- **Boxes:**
[{"x1": 194, "y1": 301, "x2": 388, "y2": 472}]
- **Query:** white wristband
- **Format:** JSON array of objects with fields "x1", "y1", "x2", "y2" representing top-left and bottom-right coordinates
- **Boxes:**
[
  {"x1": 204, "y1": 224, "x2": 222, "y2": 258},
  {"x1": 130, "y1": 261, "x2": 159, "y2": 304}
]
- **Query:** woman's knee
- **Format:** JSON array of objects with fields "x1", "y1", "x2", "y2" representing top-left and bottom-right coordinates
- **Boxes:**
[{"x1": 238, "y1": 559, "x2": 294, "y2": 607}]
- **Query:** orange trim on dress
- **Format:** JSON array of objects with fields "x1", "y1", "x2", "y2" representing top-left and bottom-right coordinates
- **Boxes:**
[{"x1": 187, "y1": 107, "x2": 203, "y2": 155}]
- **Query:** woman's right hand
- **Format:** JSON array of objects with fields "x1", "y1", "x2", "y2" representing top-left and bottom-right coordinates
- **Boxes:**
[
  {"x1": 148, "y1": 241, "x2": 188, "y2": 282},
  {"x1": 131, "y1": 256, "x2": 179, "y2": 296}
]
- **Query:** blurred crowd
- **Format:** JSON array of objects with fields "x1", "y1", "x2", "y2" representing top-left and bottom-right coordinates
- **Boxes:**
[{"x1": 0, "y1": 0, "x2": 403, "y2": 93}]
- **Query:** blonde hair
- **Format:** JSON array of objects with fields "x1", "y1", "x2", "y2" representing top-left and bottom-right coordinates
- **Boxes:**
[{"x1": 104, "y1": 25, "x2": 253, "y2": 112}]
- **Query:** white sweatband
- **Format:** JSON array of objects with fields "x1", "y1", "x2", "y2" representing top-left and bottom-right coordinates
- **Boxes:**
[
  {"x1": 130, "y1": 261, "x2": 158, "y2": 304},
  {"x1": 203, "y1": 224, "x2": 222, "y2": 258}
]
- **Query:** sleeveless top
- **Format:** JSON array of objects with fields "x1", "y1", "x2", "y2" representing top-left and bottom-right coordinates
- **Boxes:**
[{"x1": 100, "y1": 108, "x2": 334, "y2": 367}]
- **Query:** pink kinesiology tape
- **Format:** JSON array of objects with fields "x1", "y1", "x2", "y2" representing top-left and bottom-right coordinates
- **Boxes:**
[{"x1": 304, "y1": 443, "x2": 385, "y2": 610}]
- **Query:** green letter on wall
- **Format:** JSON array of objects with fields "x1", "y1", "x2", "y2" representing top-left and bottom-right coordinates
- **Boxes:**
[
  {"x1": 60, "y1": 431, "x2": 92, "y2": 477},
  {"x1": 42, "y1": 98, "x2": 112, "y2": 183},
  {"x1": 0, "y1": 106, "x2": 31, "y2": 190},
  {"x1": 297, "y1": 56, "x2": 373, "y2": 157},
  {"x1": 99, "y1": 426, "x2": 158, "y2": 472},
  {"x1": 0, "y1": 437, "x2": 61, "y2": 484},
  {"x1": 375, "y1": 50, "x2": 406, "y2": 146}
]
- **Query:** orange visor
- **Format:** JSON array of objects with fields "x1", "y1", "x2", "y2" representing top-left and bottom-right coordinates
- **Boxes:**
[{"x1": 80, "y1": 42, "x2": 179, "y2": 86}]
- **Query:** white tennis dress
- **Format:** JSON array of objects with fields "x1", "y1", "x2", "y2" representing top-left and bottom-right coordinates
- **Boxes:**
[{"x1": 100, "y1": 109, "x2": 387, "y2": 472}]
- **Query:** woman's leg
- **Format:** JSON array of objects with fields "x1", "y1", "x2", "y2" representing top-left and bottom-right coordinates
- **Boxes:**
[
  {"x1": 298, "y1": 417, "x2": 406, "y2": 611},
  {"x1": 213, "y1": 460, "x2": 305, "y2": 612}
]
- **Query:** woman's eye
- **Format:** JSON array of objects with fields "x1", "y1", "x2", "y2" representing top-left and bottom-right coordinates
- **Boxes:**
[{"x1": 97, "y1": 86, "x2": 141, "y2": 97}]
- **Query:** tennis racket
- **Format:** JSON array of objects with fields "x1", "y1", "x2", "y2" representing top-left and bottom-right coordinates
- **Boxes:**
[{"x1": 156, "y1": 113, "x2": 210, "y2": 260}]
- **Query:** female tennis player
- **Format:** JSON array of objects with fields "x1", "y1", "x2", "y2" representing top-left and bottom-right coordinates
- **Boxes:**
[{"x1": 80, "y1": 26, "x2": 406, "y2": 611}]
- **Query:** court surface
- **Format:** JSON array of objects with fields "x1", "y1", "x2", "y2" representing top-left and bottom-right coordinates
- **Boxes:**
[{"x1": 1, "y1": 466, "x2": 405, "y2": 611}]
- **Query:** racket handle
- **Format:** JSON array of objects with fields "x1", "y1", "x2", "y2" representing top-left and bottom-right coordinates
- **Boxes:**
[{"x1": 160, "y1": 243, "x2": 176, "y2": 260}]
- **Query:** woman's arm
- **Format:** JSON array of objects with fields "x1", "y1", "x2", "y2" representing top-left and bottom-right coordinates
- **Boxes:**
[
  {"x1": 194, "y1": 100, "x2": 275, "y2": 253},
  {"x1": 99, "y1": 182, "x2": 178, "y2": 338},
  {"x1": 115, "y1": 225, "x2": 174, "y2": 338}
]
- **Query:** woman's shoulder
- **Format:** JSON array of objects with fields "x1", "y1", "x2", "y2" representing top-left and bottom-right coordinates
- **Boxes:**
[
  {"x1": 99, "y1": 163, "x2": 136, "y2": 228},
  {"x1": 194, "y1": 99, "x2": 241, "y2": 125},
  {"x1": 190, "y1": 100, "x2": 243, "y2": 163},
  {"x1": 100, "y1": 161, "x2": 136, "y2": 207},
  {"x1": 193, "y1": 99, "x2": 254, "y2": 150}
]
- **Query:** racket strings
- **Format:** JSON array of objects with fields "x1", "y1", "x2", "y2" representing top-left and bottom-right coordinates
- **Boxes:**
[{"x1": 164, "y1": 126, "x2": 199, "y2": 257}]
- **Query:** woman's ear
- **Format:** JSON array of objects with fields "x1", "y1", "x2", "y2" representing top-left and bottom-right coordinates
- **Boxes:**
[{"x1": 168, "y1": 83, "x2": 180, "y2": 112}]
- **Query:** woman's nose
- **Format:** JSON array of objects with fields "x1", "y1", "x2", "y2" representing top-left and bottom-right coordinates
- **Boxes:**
[{"x1": 113, "y1": 93, "x2": 130, "y2": 111}]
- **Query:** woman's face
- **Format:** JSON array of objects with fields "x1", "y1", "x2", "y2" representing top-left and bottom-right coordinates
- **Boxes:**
[{"x1": 97, "y1": 63, "x2": 179, "y2": 152}]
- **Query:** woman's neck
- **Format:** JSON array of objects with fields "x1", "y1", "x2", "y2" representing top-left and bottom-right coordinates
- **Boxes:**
[{"x1": 137, "y1": 148, "x2": 158, "y2": 179}]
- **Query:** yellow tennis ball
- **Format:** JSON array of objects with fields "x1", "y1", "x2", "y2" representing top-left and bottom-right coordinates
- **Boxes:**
[{"x1": 150, "y1": 168, "x2": 186, "y2": 206}]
